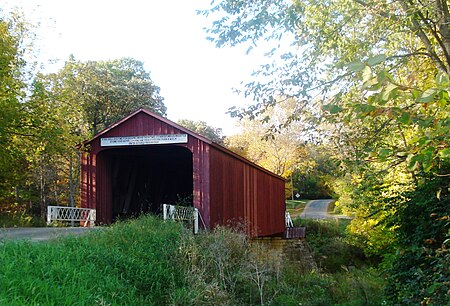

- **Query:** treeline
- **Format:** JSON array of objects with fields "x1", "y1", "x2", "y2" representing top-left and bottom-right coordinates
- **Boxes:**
[{"x1": 0, "y1": 15, "x2": 165, "y2": 224}]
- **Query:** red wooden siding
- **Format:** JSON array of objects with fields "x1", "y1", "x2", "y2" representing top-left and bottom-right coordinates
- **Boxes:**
[
  {"x1": 209, "y1": 146, "x2": 285, "y2": 237},
  {"x1": 81, "y1": 108, "x2": 285, "y2": 236},
  {"x1": 81, "y1": 110, "x2": 211, "y2": 226}
]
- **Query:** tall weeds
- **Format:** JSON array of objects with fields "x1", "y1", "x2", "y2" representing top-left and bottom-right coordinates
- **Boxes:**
[
  {"x1": 0, "y1": 216, "x2": 186, "y2": 305},
  {"x1": 0, "y1": 215, "x2": 385, "y2": 305}
]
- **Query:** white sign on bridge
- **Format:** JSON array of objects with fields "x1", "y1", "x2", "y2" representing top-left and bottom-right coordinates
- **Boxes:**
[{"x1": 101, "y1": 134, "x2": 188, "y2": 147}]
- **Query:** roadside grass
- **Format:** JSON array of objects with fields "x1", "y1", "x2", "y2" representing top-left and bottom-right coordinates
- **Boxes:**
[
  {"x1": 274, "y1": 266, "x2": 384, "y2": 306},
  {"x1": 327, "y1": 200, "x2": 336, "y2": 213},
  {"x1": 0, "y1": 215, "x2": 385, "y2": 305},
  {"x1": 286, "y1": 199, "x2": 309, "y2": 217}
]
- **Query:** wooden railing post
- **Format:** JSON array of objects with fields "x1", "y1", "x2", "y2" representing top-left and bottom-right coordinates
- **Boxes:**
[
  {"x1": 163, "y1": 204, "x2": 167, "y2": 221},
  {"x1": 194, "y1": 208, "x2": 199, "y2": 234}
]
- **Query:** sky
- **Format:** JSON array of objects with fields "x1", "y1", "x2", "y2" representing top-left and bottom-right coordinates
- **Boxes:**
[{"x1": 2, "y1": 0, "x2": 266, "y2": 135}]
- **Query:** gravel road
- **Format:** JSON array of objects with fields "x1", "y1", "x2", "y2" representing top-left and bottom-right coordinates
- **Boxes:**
[
  {"x1": 300, "y1": 199, "x2": 351, "y2": 219},
  {"x1": 0, "y1": 227, "x2": 98, "y2": 242}
]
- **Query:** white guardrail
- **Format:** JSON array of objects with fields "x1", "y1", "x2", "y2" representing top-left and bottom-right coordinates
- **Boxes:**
[
  {"x1": 285, "y1": 211, "x2": 294, "y2": 228},
  {"x1": 163, "y1": 204, "x2": 199, "y2": 234},
  {"x1": 47, "y1": 206, "x2": 96, "y2": 227}
]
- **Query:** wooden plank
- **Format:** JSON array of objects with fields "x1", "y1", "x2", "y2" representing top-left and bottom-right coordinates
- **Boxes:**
[{"x1": 284, "y1": 227, "x2": 306, "y2": 239}]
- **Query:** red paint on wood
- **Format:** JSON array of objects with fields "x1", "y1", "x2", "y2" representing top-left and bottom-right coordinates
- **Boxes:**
[{"x1": 209, "y1": 147, "x2": 285, "y2": 237}]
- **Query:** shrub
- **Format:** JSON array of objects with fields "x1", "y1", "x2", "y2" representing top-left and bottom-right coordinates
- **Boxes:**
[
  {"x1": 293, "y1": 218, "x2": 370, "y2": 272},
  {"x1": 384, "y1": 171, "x2": 450, "y2": 305}
]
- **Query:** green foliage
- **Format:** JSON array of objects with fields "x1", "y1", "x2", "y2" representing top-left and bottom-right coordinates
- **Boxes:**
[
  {"x1": 0, "y1": 206, "x2": 45, "y2": 227},
  {"x1": 180, "y1": 226, "x2": 385, "y2": 305},
  {"x1": 0, "y1": 215, "x2": 385, "y2": 305},
  {"x1": 332, "y1": 61, "x2": 450, "y2": 175},
  {"x1": 43, "y1": 56, "x2": 166, "y2": 136},
  {"x1": 339, "y1": 169, "x2": 410, "y2": 256},
  {"x1": 290, "y1": 145, "x2": 339, "y2": 199},
  {"x1": 293, "y1": 170, "x2": 333, "y2": 199},
  {"x1": 272, "y1": 267, "x2": 385, "y2": 306},
  {"x1": 201, "y1": 0, "x2": 446, "y2": 113},
  {"x1": 328, "y1": 268, "x2": 386, "y2": 306},
  {"x1": 384, "y1": 169, "x2": 450, "y2": 305},
  {"x1": 294, "y1": 218, "x2": 374, "y2": 273},
  {"x1": 0, "y1": 15, "x2": 28, "y2": 205},
  {"x1": 334, "y1": 163, "x2": 450, "y2": 304},
  {"x1": 179, "y1": 226, "x2": 253, "y2": 304},
  {"x1": 202, "y1": 0, "x2": 450, "y2": 302},
  {"x1": 201, "y1": 0, "x2": 450, "y2": 176},
  {"x1": 177, "y1": 119, "x2": 224, "y2": 144}
]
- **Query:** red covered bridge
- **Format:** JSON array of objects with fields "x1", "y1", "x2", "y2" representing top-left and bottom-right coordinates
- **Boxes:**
[{"x1": 80, "y1": 108, "x2": 285, "y2": 237}]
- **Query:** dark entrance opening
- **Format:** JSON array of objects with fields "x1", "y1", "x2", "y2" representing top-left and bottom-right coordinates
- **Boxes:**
[{"x1": 100, "y1": 145, "x2": 193, "y2": 221}]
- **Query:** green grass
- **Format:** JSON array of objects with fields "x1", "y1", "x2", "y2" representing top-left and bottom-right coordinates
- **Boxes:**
[
  {"x1": 286, "y1": 199, "x2": 309, "y2": 217},
  {"x1": 0, "y1": 215, "x2": 386, "y2": 305},
  {"x1": 273, "y1": 267, "x2": 385, "y2": 306},
  {"x1": 327, "y1": 199, "x2": 337, "y2": 213},
  {"x1": 0, "y1": 216, "x2": 187, "y2": 305},
  {"x1": 293, "y1": 218, "x2": 379, "y2": 273}
]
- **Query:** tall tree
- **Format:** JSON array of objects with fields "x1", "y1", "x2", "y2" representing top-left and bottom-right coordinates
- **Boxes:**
[
  {"x1": 0, "y1": 14, "x2": 29, "y2": 206},
  {"x1": 177, "y1": 119, "x2": 224, "y2": 144},
  {"x1": 0, "y1": 12, "x2": 69, "y2": 220},
  {"x1": 44, "y1": 56, "x2": 166, "y2": 136},
  {"x1": 226, "y1": 100, "x2": 311, "y2": 191},
  {"x1": 201, "y1": 0, "x2": 449, "y2": 170}
]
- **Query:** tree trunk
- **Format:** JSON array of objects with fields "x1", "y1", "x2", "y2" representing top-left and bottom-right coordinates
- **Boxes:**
[{"x1": 39, "y1": 155, "x2": 47, "y2": 220}]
